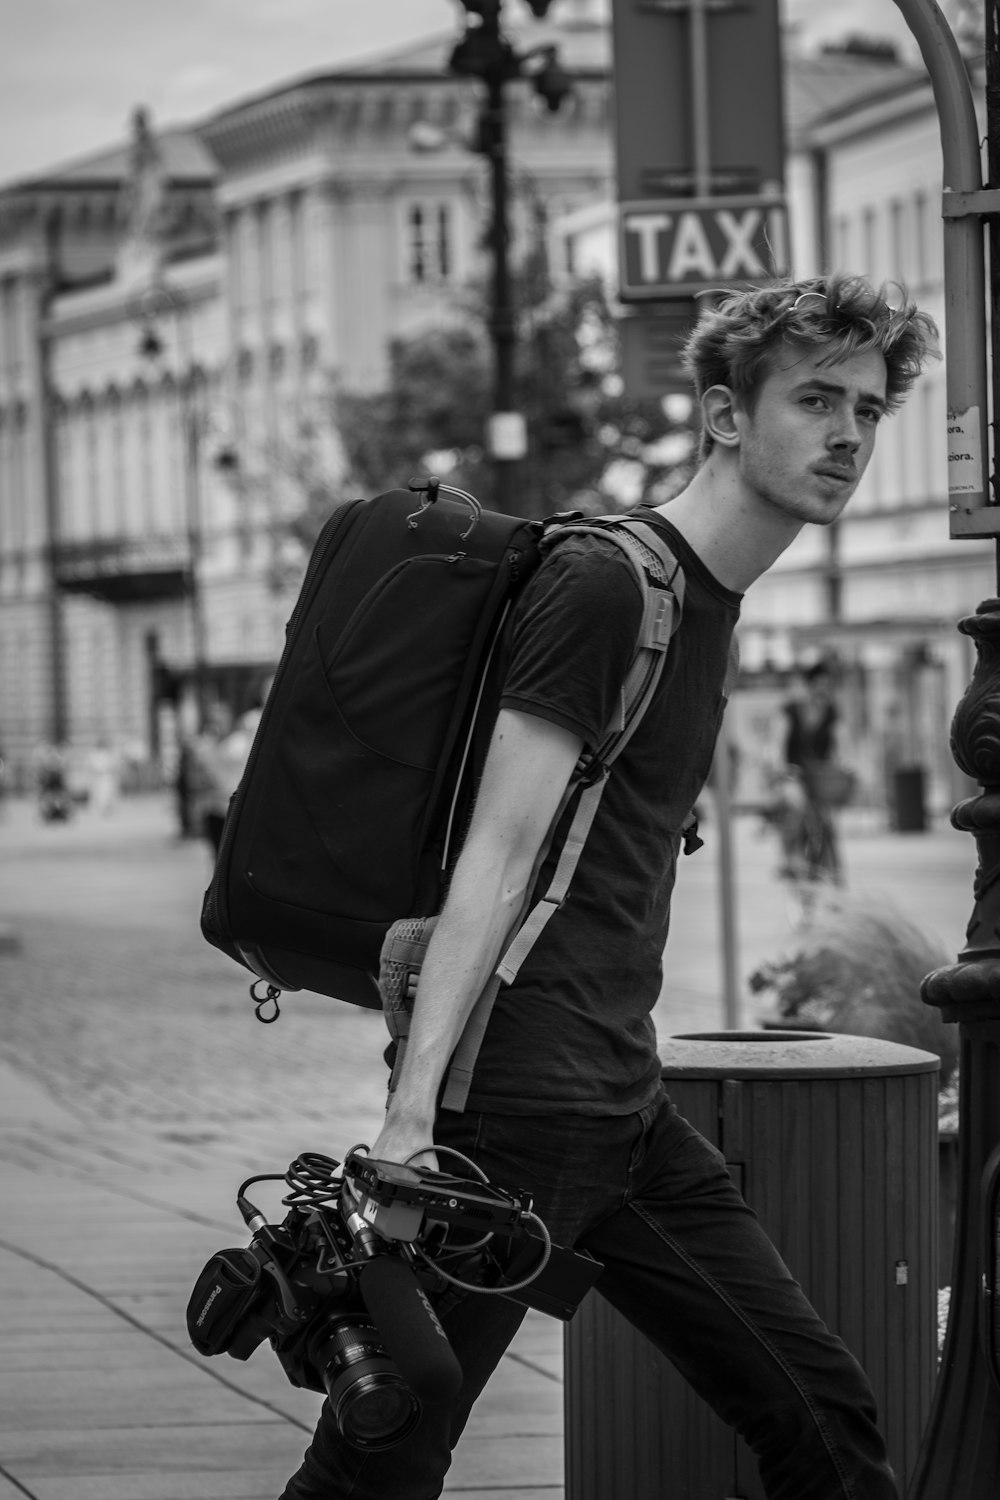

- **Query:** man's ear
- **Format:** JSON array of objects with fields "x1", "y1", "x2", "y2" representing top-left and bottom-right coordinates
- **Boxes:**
[{"x1": 702, "y1": 385, "x2": 741, "y2": 449}]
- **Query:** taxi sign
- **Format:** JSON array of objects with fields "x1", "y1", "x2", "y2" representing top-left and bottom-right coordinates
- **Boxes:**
[{"x1": 619, "y1": 196, "x2": 789, "y2": 300}]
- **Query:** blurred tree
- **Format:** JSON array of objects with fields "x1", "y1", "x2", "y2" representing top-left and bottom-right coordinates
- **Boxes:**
[
  {"x1": 331, "y1": 268, "x2": 696, "y2": 524},
  {"x1": 337, "y1": 321, "x2": 493, "y2": 508}
]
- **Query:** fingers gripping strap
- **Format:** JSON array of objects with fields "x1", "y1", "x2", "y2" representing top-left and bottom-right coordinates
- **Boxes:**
[{"x1": 381, "y1": 784, "x2": 624, "y2": 1114}]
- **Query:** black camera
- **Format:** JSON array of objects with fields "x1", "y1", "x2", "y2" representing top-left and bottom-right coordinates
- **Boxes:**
[{"x1": 186, "y1": 1147, "x2": 602, "y2": 1452}]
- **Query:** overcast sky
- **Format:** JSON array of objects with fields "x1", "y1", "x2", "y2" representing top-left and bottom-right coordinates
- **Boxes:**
[{"x1": 0, "y1": 0, "x2": 925, "y2": 186}]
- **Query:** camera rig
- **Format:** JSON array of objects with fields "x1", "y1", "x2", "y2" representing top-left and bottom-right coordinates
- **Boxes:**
[{"x1": 186, "y1": 1147, "x2": 602, "y2": 1451}]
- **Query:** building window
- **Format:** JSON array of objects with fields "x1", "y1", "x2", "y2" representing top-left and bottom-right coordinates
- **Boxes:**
[
  {"x1": 2, "y1": 280, "x2": 21, "y2": 379},
  {"x1": 831, "y1": 214, "x2": 850, "y2": 271},
  {"x1": 913, "y1": 190, "x2": 930, "y2": 286},
  {"x1": 889, "y1": 199, "x2": 906, "y2": 282},
  {"x1": 406, "y1": 201, "x2": 454, "y2": 285},
  {"x1": 289, "y1": 190, "x2": 305, "y2": 313},
  {"x1": 861, "y1": 206, "x2": 877, "y2": 279},
  {"x1": 129, "y1": 383, "x2": 149, "y2": 532},
  {"x1": 108, "y1": 389, "x2": 126, "y2": 531}
]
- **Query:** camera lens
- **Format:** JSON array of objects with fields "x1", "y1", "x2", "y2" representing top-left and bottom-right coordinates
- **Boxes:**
[{"x1": 310, "y1": 1314, "x2": 421, "y2": 1451}]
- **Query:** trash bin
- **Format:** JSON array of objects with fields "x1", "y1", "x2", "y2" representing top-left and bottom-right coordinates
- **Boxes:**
[
  {"x1": 892, "y1": 765, "x2": 928, "y2": 832},
  {"x1": 564, "y1": 1031, "x2": 941, "y2": 1500}
]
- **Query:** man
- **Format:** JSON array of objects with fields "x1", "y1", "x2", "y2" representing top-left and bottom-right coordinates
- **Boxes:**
[{"x1": 279, "y1": 274, "x2": 937, "y2": 1499}]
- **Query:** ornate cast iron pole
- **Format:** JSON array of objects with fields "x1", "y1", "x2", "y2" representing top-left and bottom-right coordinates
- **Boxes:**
[
  {"x1": 913, "y1": 607, "x2": 1000, "y2": 1494},
  {"x1": 888, "y1": 1, "x2": 1000, "y2": 1492}
]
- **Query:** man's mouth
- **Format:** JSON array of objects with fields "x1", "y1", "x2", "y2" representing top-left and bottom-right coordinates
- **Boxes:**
[{"x1": 813, "y1": 466, "x2": 855, "y2": 485}]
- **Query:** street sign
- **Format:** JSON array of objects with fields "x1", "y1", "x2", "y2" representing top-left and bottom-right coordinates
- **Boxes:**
[
  {"x1": 619, "y1": 195, "x2": 789, "y2": 299},
  {"x1": 611, "y1": 0, "x2": 787, "y2": 395},
  {"x1": 618, "y1": 300, "x2": 698, "y2": 398},
  {"x1": 611, "y1": 0, "x2": 785, "y2": 209}
]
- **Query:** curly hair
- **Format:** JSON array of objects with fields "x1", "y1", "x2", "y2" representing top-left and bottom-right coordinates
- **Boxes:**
[{"x1": 681, "y1": 274, "x2": 939, "y2": 457}]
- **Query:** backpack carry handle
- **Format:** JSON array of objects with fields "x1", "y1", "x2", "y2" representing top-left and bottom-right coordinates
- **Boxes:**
[{"x1": 407, "y1": 476, "x2": 482, "y2": 541}]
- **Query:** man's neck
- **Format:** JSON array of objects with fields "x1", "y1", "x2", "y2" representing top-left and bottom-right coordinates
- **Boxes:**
[{"x1": 652, "y1": 457, "x2": 803, "y2": 594}]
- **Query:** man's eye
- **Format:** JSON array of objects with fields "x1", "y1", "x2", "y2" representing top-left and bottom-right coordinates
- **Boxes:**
[
  {"x1": 859, "y1": 407, "x2": 884, "y2": 425},
  {"x1": 801, "y1": 394, "x2": 826, "y2": 409}
]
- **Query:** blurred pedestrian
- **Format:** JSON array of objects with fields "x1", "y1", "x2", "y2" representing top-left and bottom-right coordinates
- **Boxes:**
[
  {"x1": 188, "y1": 704, "x2": 236, "y2": 858},
  {"x1": 87, "y1": 739, "x2": 120, "y2": 816},
  {"x1": 780, "y1": 661, "x2": 852, "y2": 883},
  {"x1": 35, "y1": 742, "x2": 73, "y2": 823},
  {"x1": 174, "y1": 737, "x2": 198, "y2": 840}
]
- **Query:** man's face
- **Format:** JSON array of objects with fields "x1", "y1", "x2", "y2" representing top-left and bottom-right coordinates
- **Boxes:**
[{"x1": 733, "y1": 342, "x2": 889, "y2": 526}]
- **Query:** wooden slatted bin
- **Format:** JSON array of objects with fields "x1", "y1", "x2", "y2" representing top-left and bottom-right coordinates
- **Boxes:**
[{"x1": 564, "y1": 1030, "x2": 941, "y2": 1500}]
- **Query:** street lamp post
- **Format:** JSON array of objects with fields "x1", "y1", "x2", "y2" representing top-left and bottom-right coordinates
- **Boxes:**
[
  {"x1": 134, "y1": 283, "x2": 209, "y2": 724},
  {"x1": 37, "y1": 275, "x2": 70, "y2": 747},
  {"x1": 481, "y1": 56, "x2": 520, "y2": 515},
  {"x1": 449, "y1": 0, "x2": 571, "y2": 514}
]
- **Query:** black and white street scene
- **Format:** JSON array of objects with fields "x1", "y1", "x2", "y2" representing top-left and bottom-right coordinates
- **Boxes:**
[{"x1": 2, "y1": 3, "x2": 999, "y2": 1498}]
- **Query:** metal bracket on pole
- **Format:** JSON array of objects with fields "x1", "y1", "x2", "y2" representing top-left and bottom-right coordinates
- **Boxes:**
[
  {"x1": 892, "y1": 0, "x2": 994, "y2": 536},
  {"x1": 943, "y1": 189, "x2": 1000, "y2": 218}
]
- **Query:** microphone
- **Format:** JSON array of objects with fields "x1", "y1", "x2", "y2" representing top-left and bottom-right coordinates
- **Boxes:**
[{"x1": 359, "y1": 1255, "x2": 463, "y2": 1404}]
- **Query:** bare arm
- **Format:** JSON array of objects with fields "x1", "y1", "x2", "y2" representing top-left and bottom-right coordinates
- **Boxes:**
[{"x1": 369, "y1": 708, "x2": 584, "y2": 1165}]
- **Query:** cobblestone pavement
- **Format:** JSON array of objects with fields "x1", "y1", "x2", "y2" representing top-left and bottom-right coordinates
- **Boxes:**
[
  {"x1": 0, "y1": 790, "x2": 978, "y2": 1177},
  {"x1": 0, "y1": 794, "x2": 391, "y2": 1185}
]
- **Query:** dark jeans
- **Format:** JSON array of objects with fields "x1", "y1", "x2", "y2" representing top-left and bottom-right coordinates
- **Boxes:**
[{"x1": 278, "y1": 1089, "x2": 898, "y2": 1499}]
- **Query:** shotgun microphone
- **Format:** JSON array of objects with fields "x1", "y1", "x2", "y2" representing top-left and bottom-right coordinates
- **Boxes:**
[{"x1": 359, "y1": 1254, "x2": 464, "y2": 1404}]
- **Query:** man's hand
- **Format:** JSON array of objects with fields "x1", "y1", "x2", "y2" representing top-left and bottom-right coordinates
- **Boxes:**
[{"x1": 367, "y1": 1120, "x2": 438, "y2": 1175}]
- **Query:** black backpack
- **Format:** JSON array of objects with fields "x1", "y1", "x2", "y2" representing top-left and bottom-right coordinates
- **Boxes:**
[{"x1": 201, "y1": 480, "x2": 685, "y2": 1060}]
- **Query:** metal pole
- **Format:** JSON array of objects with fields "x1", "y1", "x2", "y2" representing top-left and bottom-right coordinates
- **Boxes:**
[
  {"x1": 892, "y1": 0, "x2": 991, "y2": 527},
  {"x1": 986, "y1": 0, "x2": 1000, "y2": 551},
  {"x1": 884, "y1": 1, "x2": 1000, "y2": 1493},
  {"x1": 688, "y1": 0, "x2": 712, "y2": 198},
  {"x1": 688, "y1": 0, "x2": 740, "y2": 1024},
  {"x1": 712, "y1": 712, "x2": 742, "y2": 1028},
  {"x1": 37, "y1": 281, "x2": 69, "y2": 745},
  {"x1": 483, "y1": 57, "x2": 520, "y2": 514},
  {"x1": 160, "y1": 288, "x2": 208, "y2": 723},
  {"x1": 180, "y1": 380, "x2": 208, "y2": 723}
]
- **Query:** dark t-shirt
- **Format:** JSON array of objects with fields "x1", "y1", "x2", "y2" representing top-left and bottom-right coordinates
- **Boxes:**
[
  {"x1": 463, "y1": 510, "x2": 742, "y2": 1116},
  {"x1": 784, "y1": 700, "x2": 837, "y2": 767}
]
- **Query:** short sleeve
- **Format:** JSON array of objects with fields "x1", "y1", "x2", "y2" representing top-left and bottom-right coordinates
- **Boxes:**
[{"x1": 500, "y1": 535, "x2": 644, "y2": 749}]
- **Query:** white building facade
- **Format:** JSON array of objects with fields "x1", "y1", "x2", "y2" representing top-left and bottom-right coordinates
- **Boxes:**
[
  {"x1": 0, "y1": 13, "x2": 989, "y2": 817},
  {"x1": 0, "y1": 15, "x2": 614, "y2": 782}
]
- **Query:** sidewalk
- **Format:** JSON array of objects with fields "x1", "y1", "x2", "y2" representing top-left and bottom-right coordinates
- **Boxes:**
[
  {"x1": 0, "y1": 796, "x2": 563, "y2": 1499},
  {"x1": 0, "y1": 792, "x2": 978, "y2": 1498},
  {"x1": 0, "y1": 1062, "x2": 562, "y2": 1500}
]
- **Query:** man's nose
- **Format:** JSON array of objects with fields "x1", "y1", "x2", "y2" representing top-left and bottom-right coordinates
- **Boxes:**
[{"x1": 828, "y1": 412, "x2": 861, "y2": 453}]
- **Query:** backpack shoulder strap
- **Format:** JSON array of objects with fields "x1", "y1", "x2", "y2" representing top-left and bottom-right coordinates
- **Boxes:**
[
  {"x1": 440, "y1": 514, "x2": 685, "y2": 1113},
  {"x1": 535, "y1": 514, "x2": 684, "y2": 760}
]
